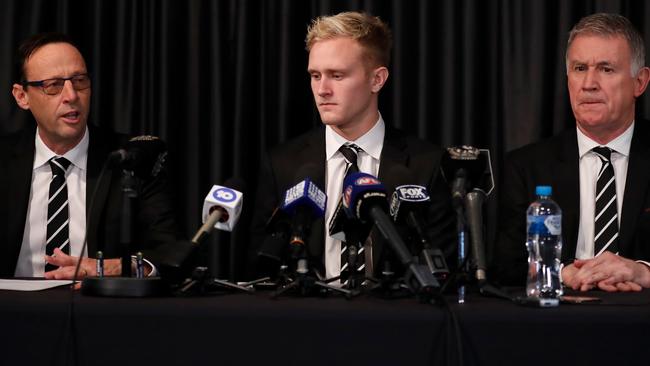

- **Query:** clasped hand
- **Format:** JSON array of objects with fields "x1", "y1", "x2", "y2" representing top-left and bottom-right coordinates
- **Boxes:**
[{"x1": 561, "y1": 251, "x2": 650, "y2": 292}]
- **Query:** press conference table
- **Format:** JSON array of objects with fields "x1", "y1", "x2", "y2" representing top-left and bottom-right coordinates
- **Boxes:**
[{"x1": 1, "y1": 285, "x2": 648, "y2": 366}]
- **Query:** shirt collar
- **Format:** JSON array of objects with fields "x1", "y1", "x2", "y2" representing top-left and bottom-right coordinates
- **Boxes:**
[
  {"x1": 33, "y1": 126, "x2": 89, "y2": 171},
  {"x1": 325, "y1": 113, "x2": 385, "y2": 161},
  {"x1": 576, "y1": 121, "x2": 634, "y2": 159}
]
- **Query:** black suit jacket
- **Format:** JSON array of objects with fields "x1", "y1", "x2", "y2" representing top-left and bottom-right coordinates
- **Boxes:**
[
  {"x1": 248, "y1": 125, "x2": 456, "y2": 278},
  {"x1": 492, "y1": 121, "x2": 650, "y2": 285},
  {"x1": 0, "y1": 124, "x2": 179, "y2": 277}
]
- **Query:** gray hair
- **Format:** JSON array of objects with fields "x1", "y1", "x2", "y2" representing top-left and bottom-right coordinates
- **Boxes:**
[{"x1": 566, "y1": 13, "x2": 645, "y2": 76}]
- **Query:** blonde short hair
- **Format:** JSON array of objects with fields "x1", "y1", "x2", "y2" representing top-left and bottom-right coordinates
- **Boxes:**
[{"x1": 305, "y1": 11, "x2": 392, "y2": 68}]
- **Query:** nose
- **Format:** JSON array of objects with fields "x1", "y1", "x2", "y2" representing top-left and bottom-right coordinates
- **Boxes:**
[
  {"x1": 316, "y1": 76, "x2": 332, "y2": 97},
  {"x1": 581, "y1": 68, "x2": 599, "y2": 91},
  {"x1": 60, "y1": 79, "x2": 79, "y2": 102}
]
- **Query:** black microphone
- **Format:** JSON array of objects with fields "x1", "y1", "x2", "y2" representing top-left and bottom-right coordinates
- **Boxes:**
[
  {"x1": 390, "y1": 187, "x2": 450, "y2": 281},
  {"x1": 109, "y1": 135, "x2": 168, "y2": 178},
  {"x1": 257, "y1": 207, "x2": 290, "y2": 263},
  {"x1": 441, "y1": 146, "x2": 487, "y2": 206},
  {"x1": 342, "y1": 173, "x2": 439, "y2": 297},
  {"x1": 465, "y1": 190, "x2": 487, "y2": 283}
]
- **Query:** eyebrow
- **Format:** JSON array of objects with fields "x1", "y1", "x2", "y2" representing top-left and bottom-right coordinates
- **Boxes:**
[{"x1": 570, "y1": 60, "x2": 615, "y2": 67}]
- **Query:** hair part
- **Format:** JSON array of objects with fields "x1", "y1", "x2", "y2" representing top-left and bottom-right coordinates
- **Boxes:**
[
  {"x1": 15, "y1": 32, "x2": 80, "y2": 82},
  {"x1": 305, "y1": 11, "x2": 393, "y2": 68},
  {"x1": 566, "y1": 13, "x2": 645, "y2": 76}
]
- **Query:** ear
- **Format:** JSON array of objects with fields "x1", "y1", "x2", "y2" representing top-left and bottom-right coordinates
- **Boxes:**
[
  {"x1": 370, "y1": 66, "x2": 389, "y2": 93},
  {"x1": 633, "y1": 66, "x2": 650, "y2": 98},
  {"x1": 12, "y1": 84, "x2": 30, "y2": 110}
]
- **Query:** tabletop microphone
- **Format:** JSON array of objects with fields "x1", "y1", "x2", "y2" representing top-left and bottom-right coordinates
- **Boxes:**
[
  {"x1": 193, "y1": 179, "x2": 245, "y2": 244},
  {"x1": 466, "y1": 189, "x2": 487, "y2": 283},
  {"x1": 390, "y1": 184, "x2": 450, "y2": 280},
  {"x1": 342, "y1": 172, "x2": 439, "y2": 296},
  {"x1": 441, "y1": 146, "x2": 487, "y2": 207},
  {"x1": 280, "y1": 165, "x2": 327, "y2": 267},
  {"x1": 109, "y1": 135, "x2": 168, "y2": 178},
  {"x1": 159, "y1": 178, "x2": 243, "y2": 282}
]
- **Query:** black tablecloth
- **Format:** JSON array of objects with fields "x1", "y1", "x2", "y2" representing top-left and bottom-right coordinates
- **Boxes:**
[{"x1": 1, "y1": 286, "x2": 648, "y2": 366}]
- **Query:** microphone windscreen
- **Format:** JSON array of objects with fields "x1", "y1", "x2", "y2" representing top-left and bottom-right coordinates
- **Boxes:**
[
  {"x1": 201, "y1": 183, "x2": 244, "y2": 232},
  {"x1": 124, "y1": 136, "x2": 168, "y2": 178},
  {"x1": 342, "y1": 172, "x2": 386, "y2": 220}
]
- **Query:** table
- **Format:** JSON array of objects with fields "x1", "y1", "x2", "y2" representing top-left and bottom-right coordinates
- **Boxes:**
[{"x1": 1, "y1": 286, "x2": 648, "y2": 366}]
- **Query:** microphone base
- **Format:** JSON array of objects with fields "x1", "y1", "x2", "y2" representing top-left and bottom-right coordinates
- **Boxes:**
[
  {"x1": 175, "y1": 267, "x2": 256, "y2": 295},
  {"x1": 272, "y1": 270, "x2": 357, "y2": 299},
  {"x1": 81, "y1": 276, "x2": 169, "y2": 297}
]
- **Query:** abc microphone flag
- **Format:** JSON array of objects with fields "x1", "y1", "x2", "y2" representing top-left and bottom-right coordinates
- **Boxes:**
[{"x1": 201, "y1": 185, "x2": 244, "y2": 232}]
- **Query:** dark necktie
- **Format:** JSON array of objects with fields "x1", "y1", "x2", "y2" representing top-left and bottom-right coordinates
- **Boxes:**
[
  {"x1": 592, "y1": 147, "x2": 619, "y2": 255},
  {"x1": 338, "y1": 144, "x2": 365, "y2": 285},
  {"x1": 45, "y1": 157, "x2": 71, "y2": 272}
]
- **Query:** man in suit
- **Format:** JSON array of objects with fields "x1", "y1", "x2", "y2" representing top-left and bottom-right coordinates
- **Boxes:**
[
  {"x1": 1, "y1": 32, "x2": 178, "y2": 279},
  {"x1": 249, "y1": 12, "x2": 455, "y2": 283},
  {"x1": 493, "y1": 13, "x2": 650, "y2": 292}
]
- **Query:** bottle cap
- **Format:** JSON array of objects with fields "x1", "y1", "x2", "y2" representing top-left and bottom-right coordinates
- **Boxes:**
[{"x1": 535, "y1": 185, "x2": 552, "y2": 196}]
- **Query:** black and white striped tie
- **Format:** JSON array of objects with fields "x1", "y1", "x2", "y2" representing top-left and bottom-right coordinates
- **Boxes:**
[
  {"x1": 45, "y1": 157, "x2": 71, "y2": 272},
  {"x1": 338, "y1": 143, "x2": 365, "y2": 285},
  {"x1": 592, "y1": 147, "x2": 619, "y2": 256}
]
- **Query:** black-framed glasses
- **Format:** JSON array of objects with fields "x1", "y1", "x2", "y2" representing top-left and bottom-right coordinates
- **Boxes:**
[{"x1": 22, "y1": 74, "x2": 91, "y2": 95}]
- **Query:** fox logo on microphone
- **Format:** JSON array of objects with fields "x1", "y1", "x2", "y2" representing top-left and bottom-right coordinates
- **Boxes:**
[
  {"x1": 202, "y1": 185, "x2": 243, "y2": 232},
  {"x1": 390, "y1": 185, "x2": 430, "y2": 218}
]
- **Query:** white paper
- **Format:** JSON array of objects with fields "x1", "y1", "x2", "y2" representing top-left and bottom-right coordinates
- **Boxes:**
[{"x1": 0, "y1": 279, "x2": 73, "y2": 291}]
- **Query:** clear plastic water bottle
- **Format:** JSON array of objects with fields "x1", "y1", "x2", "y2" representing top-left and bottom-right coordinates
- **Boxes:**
[{"x1": 526, "y1": 186, "x2": 563, "y2": 298}]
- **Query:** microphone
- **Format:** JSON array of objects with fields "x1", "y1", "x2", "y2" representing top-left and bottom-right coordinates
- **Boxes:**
[
  {"x1": 342, "y1": 172, "x2": 439, "y2": 296},
  {"x1": 441, "y1": 146, "x2": 487, "y2": 206},
  {"x1": 109, "y1": 135, "x2": 168, "y2": 178},
  {"x1": 257, "y1": 207, "x2": 291, "y2": 263},
  {"x1": 390, "y1": 184, "x2": 450, "y2": 280},
  {"x1": 280, "y1": 166, "x2": 327, "y2": 264},
  {"x1": 465, "y1": 190, "x2": 487, "y2": 283},
  {"x1": 159, "y1": 178, "x2": 244, "y2": 282},
  {"x1": 194, "y1": 179, "x2": 245, "y2": 243}
]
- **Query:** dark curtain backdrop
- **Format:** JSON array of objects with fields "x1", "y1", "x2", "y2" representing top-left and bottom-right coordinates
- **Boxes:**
[{"x1": 2, "y1": 0, "x2": 650, "y2": 280}]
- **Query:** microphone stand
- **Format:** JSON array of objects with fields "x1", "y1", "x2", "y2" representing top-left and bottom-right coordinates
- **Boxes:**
[
  {"x1": 454, "y1": 194, "x2": 469, "y2": 304},
  {"x1": 82, "y1": 169, "x2": 167, "y2": 297},
  {"x1": 272, "y1": 243, "x2": 354, "y2": 299}
]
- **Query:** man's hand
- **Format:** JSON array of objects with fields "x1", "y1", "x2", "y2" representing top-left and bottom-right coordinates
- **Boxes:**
[
  {"x1": 44, "y1": 248, "x2": 121, "y2": 280},
  {"x1": 562, "y1": 252, "x2": 650, "y2": 292}
]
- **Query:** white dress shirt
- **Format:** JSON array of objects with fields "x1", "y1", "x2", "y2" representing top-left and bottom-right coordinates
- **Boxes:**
[
  {"x1": 15, "y1": 127, "x2": 89, "y2": 277},
  {"x1": 575, "y1": 123, "x2": 632, "y2": 259},
  {"x1": 324, "y1": 115, "x2": 385, "y2": 280}
]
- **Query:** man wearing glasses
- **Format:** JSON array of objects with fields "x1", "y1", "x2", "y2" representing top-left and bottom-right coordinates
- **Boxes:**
[{"x1": 1, "y1": 33, "x2": 178, "y2": 280}]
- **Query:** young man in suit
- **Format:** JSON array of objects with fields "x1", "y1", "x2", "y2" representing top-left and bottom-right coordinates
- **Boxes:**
[
  {"x1": 249, "y1": 12, "x2": 455, "y2": 283},
  {"x1": 494, "y1": 13, "x2": 650, "y2": 292},
  {"x1": 1, "y1": 33, "x2": 179, "y2": 279}
]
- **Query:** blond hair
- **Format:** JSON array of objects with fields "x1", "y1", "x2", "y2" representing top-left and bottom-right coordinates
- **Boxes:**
[{"x1": 305, "y1": 11, "x2": 392, "y2": 67}]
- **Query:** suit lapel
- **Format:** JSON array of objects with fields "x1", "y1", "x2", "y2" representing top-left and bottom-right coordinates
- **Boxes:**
[
  {"x1": 377, "y1": 128, "x2": 408, "y2": 190},
  {"x1": 553, "y1": 130, "x2": 581, "y2": 262},
  {"x1": 4, "y1": 128, "x2": 36, "y2": 275},
  {"x1": 619, "y1": 122, "x2": 650, "y2": 254},
  {"x1": 297, "y1": 128, "x2": 327, "y2": 261}
]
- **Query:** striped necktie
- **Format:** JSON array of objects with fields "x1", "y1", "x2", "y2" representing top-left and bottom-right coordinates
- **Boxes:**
[
  {"x1": 45, "y1": 157, "x2": 72, "y2": 272},
  {"x1": 338, "y1": 143, "x2": 365, "y2": 285},
  {"x1": 592, "y1": 146, "x2": 619, "y2": 256}
]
